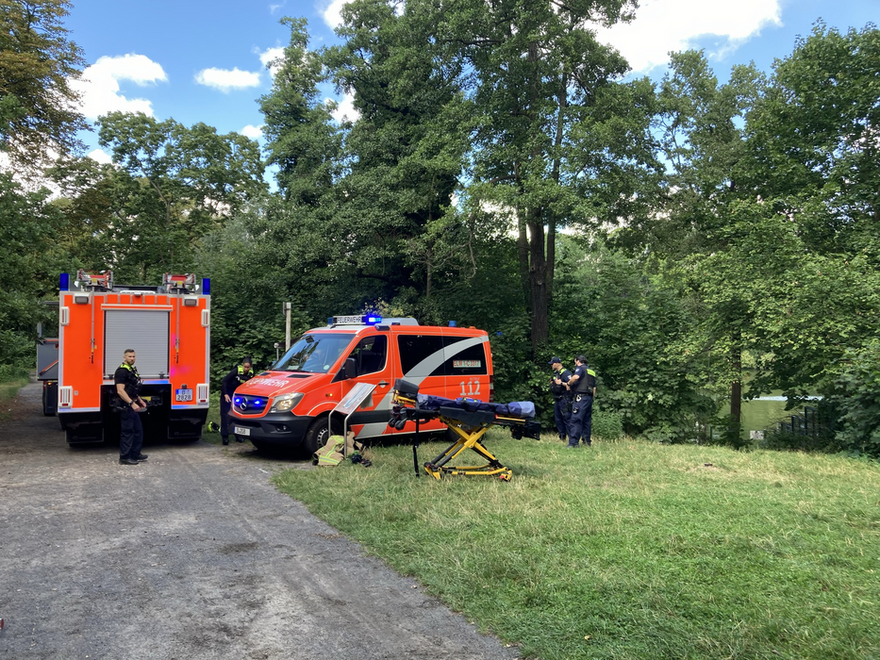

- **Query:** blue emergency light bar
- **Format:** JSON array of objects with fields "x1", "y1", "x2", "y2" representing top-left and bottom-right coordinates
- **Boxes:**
[
  {"x1": 60, "y1": 273, "x2": 70, "y2": 291},
  {"x1": 332, "y1": 314, "x2": 383, "y2": 325}
]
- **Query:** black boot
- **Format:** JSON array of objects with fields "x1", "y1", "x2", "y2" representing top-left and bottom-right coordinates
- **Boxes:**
[{"x1": 222, "y1": 437, "x2": 229, "y2": 445}]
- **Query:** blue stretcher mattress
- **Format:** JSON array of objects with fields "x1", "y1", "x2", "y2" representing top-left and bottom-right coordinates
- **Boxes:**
[{"x1": 416, "y1": 394, "x2": 536, "y2": 420}]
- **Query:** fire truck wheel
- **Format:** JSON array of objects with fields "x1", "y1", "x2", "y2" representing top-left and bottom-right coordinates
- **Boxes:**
[{"x1": 304, "y1": 417, "x2": 342, "y2": 457}]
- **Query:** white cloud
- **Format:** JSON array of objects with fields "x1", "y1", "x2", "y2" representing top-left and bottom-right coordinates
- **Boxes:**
[
  {"x1": 593, "y1": 0, "x2": 783, "y2": 74},
  {"x1": 258, "y1": 47, "x2": 286, "y2": 77},
  {"x1": 322, "y1": 0, "x2": 402, "y2": 28},
  {"x1": 329, "y1": 93, "x2": 359, "y2": 123},
  {"x1": 70, "y1": 54, "x2": 167, "y2": 120},
  {"x1": 195, "y1": 67, "x2": 261, "y2": 92},
  {"x1": 322, "y1": 0, "x2": 347, "y2": 29},
  {"x1": 87, "y1": 149, "x2": 114, "y2": 165},
  {"x1": 240, "y1": 124, "x2": 264, "y2": 140}
]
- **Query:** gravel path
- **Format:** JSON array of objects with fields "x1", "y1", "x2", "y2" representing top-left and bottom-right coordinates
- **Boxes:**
[{"x1": 0, "y1": 382, "x2": 519, "y2": 659}]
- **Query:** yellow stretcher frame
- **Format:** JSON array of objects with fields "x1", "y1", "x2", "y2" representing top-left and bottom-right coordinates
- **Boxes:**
[
  {"x1": 392, "y1": 391, "x2": 529, "y2": 481},
  {"x1": 424, "y1": 419, "x2": 511, "y2": 480}
]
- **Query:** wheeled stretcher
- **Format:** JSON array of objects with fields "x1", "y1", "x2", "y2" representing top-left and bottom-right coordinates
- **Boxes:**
[{"x1": 388, "y1": 379, "x2": 540, "y2": 480}]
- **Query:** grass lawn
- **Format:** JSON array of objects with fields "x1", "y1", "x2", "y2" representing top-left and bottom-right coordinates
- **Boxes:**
[
  {"x1": 273, "y1": 433, "x2": 880, "y2": 659},
  {"x1": 0, "y1": 376, "x2": 30, "y2": 422}
]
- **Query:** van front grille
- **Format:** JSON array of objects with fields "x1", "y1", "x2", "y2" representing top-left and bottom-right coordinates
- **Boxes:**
[{"x1": 232, "y1": 394, "x2": 269, "y2": 415}]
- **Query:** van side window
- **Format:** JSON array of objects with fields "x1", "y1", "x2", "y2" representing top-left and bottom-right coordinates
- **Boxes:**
[
  {"x1": 397, "y1": 335, "x2": 445, "y2": 376},
  {"x1": 348, "y1": 335, "x2": 387, "y2": 375},
  {"x1": 397, "y1": 335, "x2": 488, "y2": 376},
  {"x1": 442, "y1": 337, "x2": 488, "y2": 375}
]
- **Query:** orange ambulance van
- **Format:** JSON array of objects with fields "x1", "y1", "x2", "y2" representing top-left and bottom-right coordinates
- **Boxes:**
[{"x1": 229, "y1": 315, "x2": 494, "y2": 454}]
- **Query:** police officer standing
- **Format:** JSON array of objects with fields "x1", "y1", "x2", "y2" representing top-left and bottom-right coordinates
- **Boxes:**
[
  {"x1": 549, "y1": 357, "x2": 572, "y2": 441},
  {"x1": 566, "y1": 355, "x2": 597, "y2": 448},
  {"x1": 115, "y1": 348, "x2": 148, "y2": 465},
  {"x1": 220, "y1": 358, "x2": 254, "y2": 445}
]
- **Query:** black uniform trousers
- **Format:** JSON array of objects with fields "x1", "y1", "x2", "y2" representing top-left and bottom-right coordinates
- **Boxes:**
[
  {"x1": 120, "y1": 405, "x2": 144, "y2": 459},
  {"x1": 567, "y1": 393, "x2": 593, "y2": 447}
]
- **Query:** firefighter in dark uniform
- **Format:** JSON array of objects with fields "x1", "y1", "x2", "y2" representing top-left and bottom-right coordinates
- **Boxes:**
[
  {"x1": 549, "y1": 357, "x2": 572, "y2": 441},
  {"x1": 114, "y1": 348, "x2": 148, "y2": 465},
  {"x1": 566, "y1": 354, "x2": 597, "y2": 448},
  {"x1": 220, "y1": 358, "x2": 254, "y2": 445}
]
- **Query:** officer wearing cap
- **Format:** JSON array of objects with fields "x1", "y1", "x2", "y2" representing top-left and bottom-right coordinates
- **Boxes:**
[
  {"x1": 566, "y1": 354, "x2": 597, "y2": 447},
  {"x1": 548, "y1": 356, "x2": 572, "y2": 441}
]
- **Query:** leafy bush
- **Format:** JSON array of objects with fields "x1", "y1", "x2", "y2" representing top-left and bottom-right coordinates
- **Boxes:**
[
  {"x1": 0, "y1": 362, "x2": 29, "y2": 382},
  {"x1": 0, "y1": 329, "x2": 39, "y2": 376},
  {"x1": 591, "y1": 407, "x2": 623, "y2": 440},
  {"x1": 759, "y1": 428, "x2": 837, "y2": 453},
  {"x1": 819, "y1": 340, "x2": 880, "y2": 458}
]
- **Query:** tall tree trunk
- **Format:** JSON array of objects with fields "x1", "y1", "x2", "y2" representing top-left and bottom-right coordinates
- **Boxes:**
[
  {"x1": 517, "y1": 210, "x2": 530, "y2": 302},
  {"x1": 528, "y1": 207, "x2": 549, "y2": 356},
  {"x1": 729, "y1": 340, "x2": 742, "y2": 438},
  {"x1": 514, "y1": 160, "x2": 530, "y2": 301},
  {"x1": 547, "y1": 210, "x2": 557, "y2": 302},
  {"x1": 425, "y1": 245, "x2": 432, "y2": 301},
  {"x1": 546, "y1": 71, "x2": 568, "y2": 303}
]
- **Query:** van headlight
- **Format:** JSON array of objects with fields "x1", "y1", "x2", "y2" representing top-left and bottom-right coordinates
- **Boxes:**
[{"x1": 270, "y1": 392, "x2": 303, "y2": 413}]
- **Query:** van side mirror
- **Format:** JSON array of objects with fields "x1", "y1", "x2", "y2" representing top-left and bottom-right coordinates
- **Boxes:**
[{"x1": 344, "y1": 357, "x2": 357, "y2": 380}]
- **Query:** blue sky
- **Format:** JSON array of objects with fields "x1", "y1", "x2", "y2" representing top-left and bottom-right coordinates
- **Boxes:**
[{"x1": 64, "y1": 0, "x2": 877, "y2": 163}]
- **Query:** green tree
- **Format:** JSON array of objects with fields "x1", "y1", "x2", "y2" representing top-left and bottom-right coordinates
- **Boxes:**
[
  {"x1": 822, "y1": 339, "x2": 880, "y2": 457},
  {"x1": 434, "y1": 0, "x2": 641, "y2": 356},
  {"x1": 326, "y1": 0, "x2": 472, "y2": 305},
  {"x1": 742, "y1": 23, "x2": 880, "y2": 410},
  {"x1": 550, "y1": 235, "x2": 707, "y2": 440},
  {"x1": 0, "y1": 173, "x2": 67, "y2": 369},
  {"x1": 48, "y1": 156, "x2": 119, "y2": 270},
  {"x1": 61, "y1": 112, "x2": 268, "y2": 282},
  {"x1": 0, "y1": 0, "x2": 85, "y2": 167},
  {"x1": 258, "y1": 10, "x2": 478, "y2": 321},
  {"x1": 746, "y1": 22, "x2": 880, "y2": 258},
  {"x1": 259, "y1": 17, "x2": 341, "y2": 205},
  {"x1": 618, "y1": 50, "x2": 766, "y2": 439}
]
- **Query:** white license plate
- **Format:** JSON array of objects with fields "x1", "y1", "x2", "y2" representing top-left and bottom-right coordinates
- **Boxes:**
[
  {"x1": 233, "y1": 426, "x2": 250, "y2": 436},
  {"x1": 175, "y1": 388, "x2": 193, "y2": 402}
]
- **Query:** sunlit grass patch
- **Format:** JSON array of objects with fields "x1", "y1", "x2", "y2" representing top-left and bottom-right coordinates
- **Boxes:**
[{"x1": 273, "y1": 431, "x2": 880, "y2": 659}]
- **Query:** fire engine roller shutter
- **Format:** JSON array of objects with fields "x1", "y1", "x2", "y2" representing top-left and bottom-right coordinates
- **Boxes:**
[{"x1": 104, "y1": 310, "x2": 170, "y2": 378}]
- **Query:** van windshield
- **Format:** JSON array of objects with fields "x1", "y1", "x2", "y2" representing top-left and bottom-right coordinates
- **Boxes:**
[{"x1": 273, "y1": 333, "x2": 353, "y2": 373}]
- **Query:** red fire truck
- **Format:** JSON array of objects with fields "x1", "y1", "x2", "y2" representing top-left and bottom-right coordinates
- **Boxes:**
[{"x1": 51, "y1": 270, "x2": 211, "y2": 446}]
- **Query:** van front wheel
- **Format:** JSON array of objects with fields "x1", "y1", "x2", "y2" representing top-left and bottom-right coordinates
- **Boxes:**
[{"x1": 304, "y1": 417, "x2": 342, "y2": 458}]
